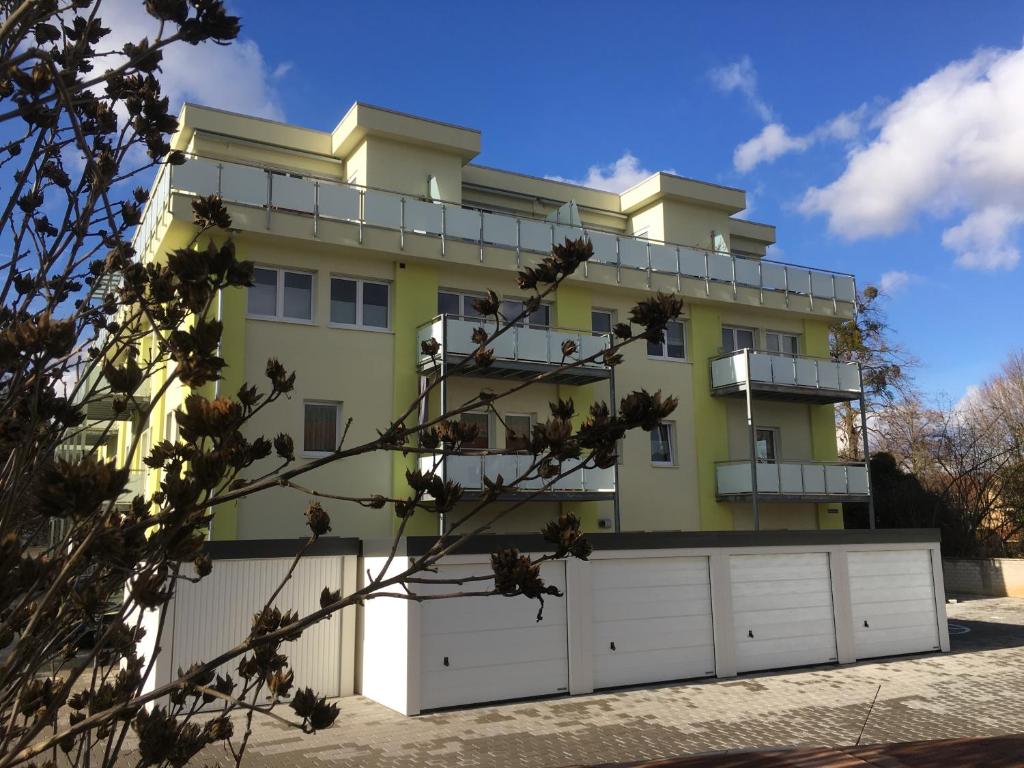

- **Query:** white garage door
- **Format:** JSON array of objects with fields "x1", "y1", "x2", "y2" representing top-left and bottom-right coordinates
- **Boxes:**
[
  {"x1": 419, "y1": 561, "x2": 569, "y2": 710},
  {"x1": 592, "y1": 557, "x2": 715, "y2": 689},
  {"x1": 848, "y1": 549, "x2": 940, "y2": 659},
  {"x1": 731, "y1": 553, "x2": 838, "y2": 674}
]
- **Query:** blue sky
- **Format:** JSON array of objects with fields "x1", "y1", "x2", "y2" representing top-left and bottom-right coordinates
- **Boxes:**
[{"x1": 140, "y1": 0, "x2": 1024, "y2": 402}]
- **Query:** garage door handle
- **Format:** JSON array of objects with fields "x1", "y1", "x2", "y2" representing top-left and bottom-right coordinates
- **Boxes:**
[
  {"x1": 443, "y1": 656, "x2": 449, "y2": 667},
  {"x1": 748, "y1": 630, "x2": 754, "y2": 638},
  {"x1": 864, "y1": 620, "x2": 869, "y2": 628},
  {"x1": 610, "y1": 642, "x2": 616, "y2": 652}
]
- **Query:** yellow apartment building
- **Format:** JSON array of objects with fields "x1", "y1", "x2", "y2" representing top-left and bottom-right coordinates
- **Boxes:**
[{"x1": 114, "y1": 102, "x2": 872, "y2": 541}]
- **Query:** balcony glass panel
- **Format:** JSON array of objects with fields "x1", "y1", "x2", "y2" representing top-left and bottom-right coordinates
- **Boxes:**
[
  {"x1": 679, "y1": 247, "x2": 705, "y2": 277},
  {"x1": 483, "y1": 212, "x2": 518, "y2": 247},
  {"x1": 555, "y1": 224, "x2": 584, "y2": 244},
  {"x1": 812, "y1": 272, "x2": 835, "y2": 299},
  {"x1": 839, "y1": 363, "x2": 861, "y2": 391},
  {"x1": 802, "y1": 464, "x2": 826, "y2": 494},
  {"x1": 272, "y1": 173, "x2": 315, "y2": 213},
  {"x1": 519, "y1": 219, "x2": 551, "y2": 252},
  {"x1": 835, "y1": 276, "x2": 857, "y2": 303},
  {"x1": 516, "y1": 326, "x2": 549, "y2": 362},
  {"x1": 761, "y1": 261, "x2": 788, "y2": 291},
  {"x1": 650, "y1": 244, "x2": 677, "y2": 272},
  {"x1": 619, "y1": 238, "x2": 647, "y2": 268},
  {"x1": 172, "y1": 158, "x2": 220, "y2": 197},
  {"x1": 220, "y1": 163, "x2": 267, "y2": 206},
  {"x1": 707, "y1": 252, "x2": 733, "y2": 281},
  {"x1": 445, "y1": 205, "x2": 481, "y2": 240},
  {"x1": 735, "y1": 258, "x2": 760, "y2": 286},
  {"x1": 405, "y1": 199, "x2": 443, "y2": 234},
  {"x1": 317, "y1": 182, "x2": 360, "y2": 220},
  {"x1": 364, "y1": 190, "x2": 402, "y2": 228},
  {"x1": 794, "y1": 357, "x2": 819, "y2": 387},
  {"x1": 787, "y1": 267, "x2": 812, "y2": 295},
  {"x1": 817, "y1": 362, "x2": 841, "y2": 390},
  {"x1": 588, "y1": 231, "x2": 618, "y2": 264}
]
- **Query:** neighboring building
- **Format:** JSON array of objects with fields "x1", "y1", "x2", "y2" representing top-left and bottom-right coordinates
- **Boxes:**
[{"x1": 118, "y1": 102, "x2": 871, "y2": 541}]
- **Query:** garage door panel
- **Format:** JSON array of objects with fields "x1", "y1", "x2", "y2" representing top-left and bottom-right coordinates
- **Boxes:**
[
  {"x1": 419, "y1": 562, "x2": 569, "y2": 711},
  {"x1": 420, "y1": 564, "x2": 567, "y2": 635},
  {"x1": 422, "y1": 658, "x2": 568, "y2": 710},
  {"x1": 594, "y1": 615, "x2": 714, "y2": 653},
  {"x1": 592, "y1": 558, "x2": 710, "y2": 589},
  {"x1": 594, "y1": 587, "x2": 712, "y2": 621},
  {"x1": 848, "y1": 549, "x2": 940, "y2": 660},
  {"x1": 730, "y1": 554, "x2": 831, "y2": 582},
  {"x1": 421, "y1": 623, "x2": 568, "y2": 672},
  {"x1": 730, "y1": 553, "x2": 838, "y2": 674},
  {"x1": 733, "y1": 616, "x2": 836, "y2": 643},
  {"x1": 592, "y1": 556, "x2": 715, "y2": 690},
  {"x1": 732, "y1": 591, "x2": 834, "y2": 614},
  {"x1": 593, "y1": 645, "x2": 716, "y2": 689}
]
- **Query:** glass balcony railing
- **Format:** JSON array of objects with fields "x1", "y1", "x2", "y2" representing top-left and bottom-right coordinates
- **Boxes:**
[
  {"x1": 135, "y1": 156, "x2": 858, "y2": 310},
  {"x1": 710, "y1": 349, "x2": 862, "y2": 398},
  {"x1": 419, "y1": 453, "x2": 615, "y2": 496},
  {"x1": 416, "y1": 315, "x2": 610, "y2": 374},
  {"x1": 716, "y1": 460, "x2": 870, "y2": 500}
]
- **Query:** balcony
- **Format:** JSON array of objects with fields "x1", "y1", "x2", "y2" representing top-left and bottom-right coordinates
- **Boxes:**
[
  {"x1": 420, "y1": 453, "x2": 615, "y2": 501},
  {"x1": 417, "y1": 315, "x2": 611, "y2": 385},
  {"x1": 710, "y1": 349, "x2": 862, "y2": 404},
  {"x1": 716, "y1": 461, "x2": 871, "y2": 503},
  {"x1": 137, "y1": 156, "x2": 859, "y2": 317}
]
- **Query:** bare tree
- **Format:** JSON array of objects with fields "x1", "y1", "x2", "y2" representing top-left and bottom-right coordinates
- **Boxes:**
[
  {"x1": 830, "y1": 285, "x2": 915, "y2": 459},
  {"x1": 0, "y1": 3, "x2": 684, "y2": 767}
]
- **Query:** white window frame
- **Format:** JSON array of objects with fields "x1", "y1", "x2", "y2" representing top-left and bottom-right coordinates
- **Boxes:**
[
  {"x1": 503, "y1": 413, "x2": 534, "y2": 451},
  {"x1": 247, "y1": 266, "x2": 315, "y2": 324},
  {"x1": 722, "y1": 325, "x2": 758, "y2": 354},
  {"x1": 591, "y1": 308, "x2": 616, "y2": 336},
  {"x1": 766, "y1": 331, "x2": 800, "y2": 356},
  {"x1": 164, "y1": 412, "x2": 177, "y2": 444},
  {"x1": 329, "y1": 275, "x2": 391, "y2": 331},
  {"x1": 755, "y1": 427, "x2": 780, "y2": 463},
  {"x1": 650, "y1": 421, "x2": 676, "y2": 467},
  {"x1": 460, "y1": 411, "x2": 493, "y2": 450},
  {"x1": 647, "y1": 320, "x2": 687, "y2": 361},
  {"x1": 303, "y1": 400, "x2": 342, "y2": 458},
  {"x1": 438, "y1": 289, "x2": 485, "y2": 319}
]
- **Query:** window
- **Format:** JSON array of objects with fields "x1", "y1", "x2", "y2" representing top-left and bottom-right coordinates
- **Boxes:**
[
  {"x1": 592, "y1": 309, "x2": 614, "y2": 335},
  {"x1": 460, "y1": 412, "x2": 490, "y2": 450},
  {"x1": 647, "y1": 320, "x2": 686, "y2": 360},
  {"x1": 766, "y1": 331, "x2": 799, "y2": 356},
  {"x1": 304, "y1": 401, "x2": 341, "y2": 455},
  {"x1": 755, "y1": 428, "x2": 779, "y2": 463},
  {"x1": 500, "y1": 298, "x2": 550, "y2": 328},
  {"x1": 438, "y1": 290, "x2": 484, "y2": 319},
  {"x1": 330, "y1": 277, "x2": 390, "y2": 329},
  {"x1": 164, "y1": 412, "x2": 177, "y2": 444},
  {"x1": 248, "y1": 267, "x2": 313, "y2": 322},
  {"x1": 722, "y1": 326, "x2": 756, "y2": 353},
  {"x1": 505, "y1": 414, "x2": 533, "y2": 451},
  {"x1": 650, "y1": 422, "x2": 675, "y2": 466}
]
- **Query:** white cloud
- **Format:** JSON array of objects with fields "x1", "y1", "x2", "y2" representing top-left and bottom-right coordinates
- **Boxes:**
[
  {"x1": 941, "y1": 205, "x2": 1022, "y2": 270},
  {"x1": 879, "y1": 270, "x2": 915, "y2": 294},
  {"x1": 547, "y1": 152, "x2": 671, "y2": 193},
  {"x1": 708, "y1": 56, "x2": 773, "y2": 122},
  {"x1": 734, "y1": 124, "x2": 810, "y2": 172},
  {"x1": 271, "y1": 62, "x2": 294, "y2": 81},
  {"x1": 100, "y1": 0, "x2": 286, "y2": 121},
  {"x1": 733, "y1": 106, "x2": 867, "y2": 173},
  {"x1": 800, "y1": 44, "x2": 1024, "y2": 271}
]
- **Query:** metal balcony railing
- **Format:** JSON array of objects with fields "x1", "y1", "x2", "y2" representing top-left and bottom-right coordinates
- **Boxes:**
[
  {"x1": 417, "y1": 314, "x2": 610, "y2": 371},
  {"x1": 420, "y1": 453, "x2": 615, "y2": 496},
  {"x1": 136, "y1": 155, "x2": 859, "y2": 311},
  {"x1": 716, "y1": 460, "x2": 870, "y2": 500},
  {"x1": 710, "y1": 349, "x2": 862, "y2": 397}
]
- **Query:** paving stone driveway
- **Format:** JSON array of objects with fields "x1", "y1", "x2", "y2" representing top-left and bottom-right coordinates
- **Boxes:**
[{"x1": 195, "y1": 597, "x2": 1024, "y2": 768}]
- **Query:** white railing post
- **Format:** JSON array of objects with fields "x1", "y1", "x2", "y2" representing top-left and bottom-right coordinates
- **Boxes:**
[{"x1": 440, "y1": 204, "x2": 446, "y2": 257}]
